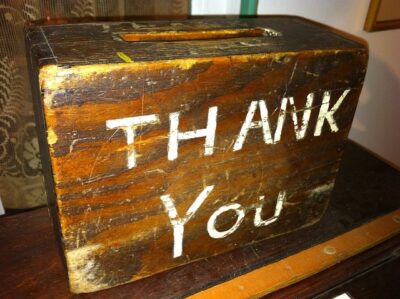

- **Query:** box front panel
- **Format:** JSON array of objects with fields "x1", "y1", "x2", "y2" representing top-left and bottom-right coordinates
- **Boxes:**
[{"x1": 40, "y1": 50, "x2": 367, "y2": 292}]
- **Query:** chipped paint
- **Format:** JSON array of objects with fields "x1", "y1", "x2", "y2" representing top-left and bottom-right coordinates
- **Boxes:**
[
  {"x1": 39, "y1": 64, "x2": 59, "y2": 90},
  {"x1": 65, "y1": 244, "x2": 108, "y2": 293},
  {"x1": 38, "y1": 49, "x2": 353, "y2": 94},
  {"x1": 38, "y1": 59, "x2": 202, "y2": 92},
  {"x1": 116, "y1": 51, "x2": 134, "y2": 63},
  {"x1": 309, "y1": 182, "x2": 335, "y2": 195},
  {"x1": 47, "y1": 127, "x2": 57, "y2": 145}
]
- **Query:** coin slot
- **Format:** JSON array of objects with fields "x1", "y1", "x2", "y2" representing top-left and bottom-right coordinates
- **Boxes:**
[{"x1": 120, "y1": 27, "x2": 279, "y2": 42}]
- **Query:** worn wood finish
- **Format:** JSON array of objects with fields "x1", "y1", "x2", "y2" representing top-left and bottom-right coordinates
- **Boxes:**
[
  {"x1": 26, "y1": 17, "x2": 368, "y2": 293},
  {"x1": 1, "y1": 142, "x2": 399, "y2": 298}
]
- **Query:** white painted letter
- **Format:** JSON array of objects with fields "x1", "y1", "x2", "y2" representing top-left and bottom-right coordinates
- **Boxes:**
[
  {"x1": 106, "y1": 114, "x2": 159, "y2": 169},
  {"x1": 207, "y1": 203, "x2": 245, "y2": 239},
  {"x1": 289, "y1": 93, "x2": 314, "y2": 140},
  {"x1": 314, "y1": 89, "x2": 350, "y2": 136},
  {"x1": 254, "y1": 191, "x2": 286, "y2": 227},
  {"x1": 233, "y1": 98, "x2": 288, "y2": 151},
  {"x1": 168, "y1": 106, "x2": 218, "y2": 161},
  {"x1": 160, "y1": 185, "x2": 214, "y2": 258},
  {"x1": 273, "y1": 98, "x2": 288, "y2": 144}
]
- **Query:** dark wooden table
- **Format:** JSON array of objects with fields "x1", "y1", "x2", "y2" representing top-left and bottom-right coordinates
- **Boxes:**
[{"x1": 1, "y1": 141, "x2": 399, "y2": 298}]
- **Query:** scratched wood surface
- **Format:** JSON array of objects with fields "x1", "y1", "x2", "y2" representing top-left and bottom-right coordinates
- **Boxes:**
[
  {"x1": 26, "y1": 17, "x2": 368, "y2": 293},
  {"x1": 1, "y1": 141, "x2": 399, "y2": 298}
]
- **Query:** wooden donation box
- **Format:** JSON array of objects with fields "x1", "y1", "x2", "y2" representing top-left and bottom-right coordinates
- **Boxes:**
[{"x1": 26, "y1": 18, "x2": 368, "y2": 293}]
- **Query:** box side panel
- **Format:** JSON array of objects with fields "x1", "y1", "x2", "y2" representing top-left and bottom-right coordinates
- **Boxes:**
[
  {"x1": 25, "y1": 27, "x2": 66, "y2": 268},
  {"x1": 40, "y1": 49, "x2": 367, "y2": 292}
]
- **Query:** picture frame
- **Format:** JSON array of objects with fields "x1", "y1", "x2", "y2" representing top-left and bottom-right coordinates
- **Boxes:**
[{"x1": 364, "y1": 0, "x2": 400, "y2": 31}]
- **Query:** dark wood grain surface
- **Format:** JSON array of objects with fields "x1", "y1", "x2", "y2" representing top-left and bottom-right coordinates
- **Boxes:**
[{"x1": 1, "y1": 141, "x2": 399, "y2": 298}]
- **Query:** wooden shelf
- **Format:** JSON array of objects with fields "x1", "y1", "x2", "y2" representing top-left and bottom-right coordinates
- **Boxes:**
[
  {"x1": 192, "y1": 210, "x2": 400, "y2": 298},
  {"x1": 1, "y1": 141, "x2": 399, "y2": 298},
  {"x1": 267, "y1": 232, "x2": 400, "y2": 298}
]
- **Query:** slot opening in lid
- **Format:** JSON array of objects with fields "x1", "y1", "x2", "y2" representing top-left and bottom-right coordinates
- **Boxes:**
[{"x1": 120, "y1": 27, "x2": 280, "y2": 42}]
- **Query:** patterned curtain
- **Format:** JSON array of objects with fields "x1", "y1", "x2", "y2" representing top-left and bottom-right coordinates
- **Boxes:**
[{"x1": 0, "y1": 0, "x2": 188, "y2": 210}]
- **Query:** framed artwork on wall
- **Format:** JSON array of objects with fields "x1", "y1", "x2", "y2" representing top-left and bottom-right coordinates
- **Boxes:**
[{"x1": 364, "y1": 0, "x2": 400, "y2": 31}]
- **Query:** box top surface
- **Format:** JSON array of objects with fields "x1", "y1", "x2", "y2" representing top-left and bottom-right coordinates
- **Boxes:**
[{"x1": 27, "y1": 17, "x2": 365, "y2": 67}]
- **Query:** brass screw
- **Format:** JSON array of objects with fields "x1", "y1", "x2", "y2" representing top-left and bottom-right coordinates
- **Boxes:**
[
  {"x1": 323, "y1": 246, "x2": 337, "y2": 255},
  {"x1": 393, "y1": 215, "x2": 400, "y2": 223}
]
